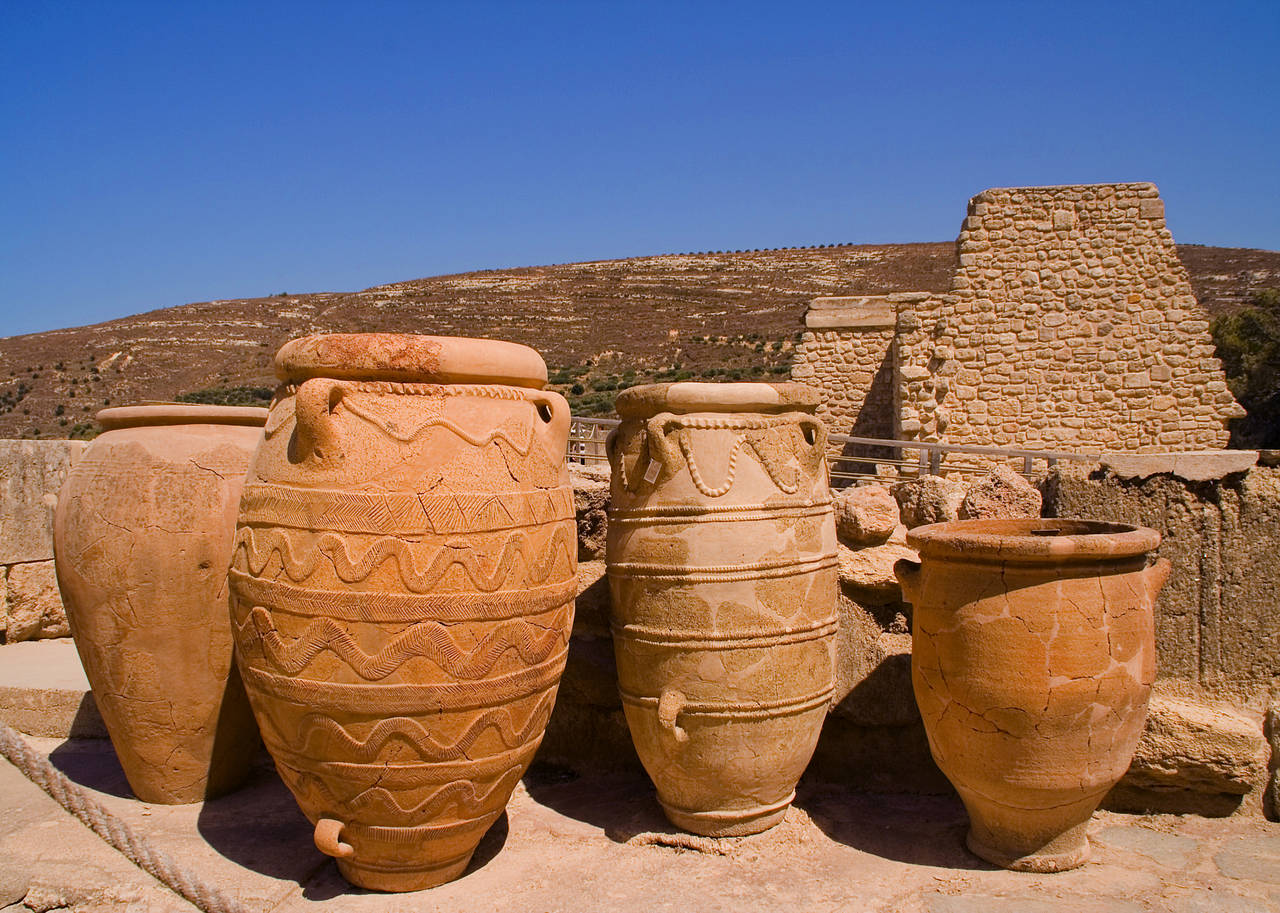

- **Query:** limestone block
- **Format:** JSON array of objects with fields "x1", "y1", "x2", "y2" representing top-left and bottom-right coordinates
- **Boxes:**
[
  {"x1": 1107, "y1": 692, "x2": 1268, "y2": 816},
  {"x1": 572, "y1": 473, "x2": 610, "y2": 561},
  {"x1": 0, "y1": 440, "x2": 86, "y2": 564},
  {"x1": 836, "y1": 540, "x2": 918, "y2": 604},
  {"x1": 960, "y1": 463, "x2": 1043, "y2": 520},
  {"x1": 892, "y1": 475, "x2": 968, "y2": 528},
  {"x1": 4, "y1": 561, "x2": 68, "y2": 642},
  {"x1": 1101, "y1": 451, "x2": 1258, "y2": 482},
  {"x1": 833, "y1": 484, "x2": 899, "y2": 546}
]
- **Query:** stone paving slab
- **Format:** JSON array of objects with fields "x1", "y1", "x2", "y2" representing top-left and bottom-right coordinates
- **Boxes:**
[
  {"x1": 3, "y1": 735, "x2": 1280, "y2": 912},
  {"x1": 0, "y1": 639, "x2": 105, "y2": 739}
]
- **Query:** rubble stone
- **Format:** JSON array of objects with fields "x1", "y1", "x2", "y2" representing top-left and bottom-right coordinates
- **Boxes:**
[
  {"x1": 833, "y1": 484, "x2": 899, "y2": 545},
  {"x1": 959, "y1": 463, "x2": 1043, "y2": 519},
  {"x1": 891, "y1": 476, "x2": 967, "y2": 528}
]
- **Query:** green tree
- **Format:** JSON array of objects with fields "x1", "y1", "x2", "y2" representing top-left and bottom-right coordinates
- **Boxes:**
[{"x1": 1211, "y1": 288, "x2": 1280, "y2": 447}]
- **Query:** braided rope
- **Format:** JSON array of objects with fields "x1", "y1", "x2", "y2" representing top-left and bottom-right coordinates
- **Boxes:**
[{"x1": 0, "y1": 721, "x2": 254, "y2": 913}]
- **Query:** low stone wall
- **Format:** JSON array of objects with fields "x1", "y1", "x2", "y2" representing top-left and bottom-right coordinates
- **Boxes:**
[{"x1": 0, "y1": 440, "x2": 84, "y2": 643}]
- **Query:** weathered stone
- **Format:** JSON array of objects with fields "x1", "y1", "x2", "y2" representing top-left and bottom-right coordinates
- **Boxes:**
[
  {"x1": 0, "y1": 639, "x2": 107, "y2": 738},
  {"x1": 572, "y1": 472, "x2": 610, "y2": 561},
  {"x1": 891, "y1": 475, "x2": 967, "y2": 528},
  {"x1": 833, "y1": 484, "x2": 899, "y2": 546},
  {"x1": 0, "y1": 866, "x2": 29, "y2": 909},
  {"x1": 0, "y1": 439, "x2": 85, "y2": 565},
  {"x1": 1214, "y1": 835, "x2": 1280, "y2": 885},
  {"x1": 1102, "y1": 450, "x2": 1258, "y2": 482},
  {"x1": 3, "y1": 561, "x2": 67, "y2": 642},
  {"x1": 837, "y1": 541, "x2": 917, "y2": 603},
  {"x1": 1108, "y1": 692, "x2": 1268, "y2": 816},
  {"x1": 959, "y1": 463, "x2": 1042, "y2": 520},
  {"x1": 1094, "y1": 825, "x2": 1197, "y2": 869}
]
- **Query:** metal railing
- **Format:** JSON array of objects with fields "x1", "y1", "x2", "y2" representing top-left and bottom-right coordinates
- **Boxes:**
[{"x1": 566, "y1": 415, "x2": 1094, "y2": 481}]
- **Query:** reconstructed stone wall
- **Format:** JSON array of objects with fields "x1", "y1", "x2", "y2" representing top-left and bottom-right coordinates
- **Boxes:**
[
  {"x1": 0, "y1": 440, "x2": 83, "y2": 643},
  {"x1": 794, "y1": 183, "x2": 1245, "y2": 452}
]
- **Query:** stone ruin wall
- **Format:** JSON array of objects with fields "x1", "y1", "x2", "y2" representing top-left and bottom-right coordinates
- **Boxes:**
[
  {"x1": 793, "y1": 183, "x2": 1245, "y2": 453},
  {"x1": 0, "y1": 440, "x2": 84, "y2": 643}
]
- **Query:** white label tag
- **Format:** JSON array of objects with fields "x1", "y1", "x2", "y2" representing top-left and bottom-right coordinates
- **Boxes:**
[{"x1": 643, "y1": 461, "x2": 661, "y2": 484}]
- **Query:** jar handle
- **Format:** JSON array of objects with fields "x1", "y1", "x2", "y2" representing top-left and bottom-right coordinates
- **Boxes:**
[
  {"x1": 657, "y1": 688, "x2": 689, "y2": 744},
  {"x1": 525, "y1": 389, "x2": 570, "y2": 458},
  {"x1": 1144, "y1": 557, "x2": 1172, "y2": 601},
  {"x1": 894, "y1": 557, "x2": 923, "y2": 605},
  {"x1": 643, "y1": 413, "x2": 682, "y2": 486},
  {"x1": 314, "y1": 818, "x2": 354, "y2": 859},
  {"x1": 293, "y1": 378, "x2": 345, "y2": 466}
]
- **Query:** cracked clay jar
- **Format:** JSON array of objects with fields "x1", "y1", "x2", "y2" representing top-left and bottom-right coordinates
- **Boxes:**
[
  {"x1": 229, "y1": 334, "x2": 575, "y2": 892},
  {"x1": 606, "y1": 382, "x2": 838, "y2": 836},
  {"x1": 896, "y1": 518, "x2": 1170, "y2": 872},
  {"x1": 53, "y1": 403, "x2": 268, "y2": 804}
]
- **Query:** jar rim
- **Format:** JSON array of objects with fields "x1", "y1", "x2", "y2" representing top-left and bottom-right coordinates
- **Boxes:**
[
  {"x1": 614, "y1": 382, "x2": 820, "y2": 418},
  {"x1": 906, "y1": 518, "x2": 1161, "y2": 561},
  {"x1": 96, "y1": 403, "x2": 270, "y2": 430},
  {"x1": 274, "y1": 334, "x2": 548, "y2": 388}
]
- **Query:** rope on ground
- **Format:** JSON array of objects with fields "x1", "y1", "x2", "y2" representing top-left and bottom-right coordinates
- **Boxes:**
[{"x1": 0, "y1": 720, "x2": 253, "y2": 913}]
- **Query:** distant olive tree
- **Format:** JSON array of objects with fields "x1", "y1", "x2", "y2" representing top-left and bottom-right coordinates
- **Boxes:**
[{"x1": 1211, "y1": 288, "x2": 1280, "y2": 448}]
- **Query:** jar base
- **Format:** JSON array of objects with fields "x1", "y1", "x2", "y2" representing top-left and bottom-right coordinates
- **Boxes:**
[
  {"x1": 335, "y1": 852, "x2": 474, "y2": 893},
  {"x1": 660, "y1": 792, "x2": 794, "y2": 837},
  {"x1": 965, "y1": 826, "x2": 1091, "y2": 873}
]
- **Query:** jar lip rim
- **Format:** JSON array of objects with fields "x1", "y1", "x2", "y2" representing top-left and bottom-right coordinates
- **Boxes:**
[
  {"x1": 96, "y1": 403, "x2": 269, "y2": 430},
  {"x1": 274, "y1": 333, "x2": 547, "y2": 388},
  {"x1": 614, "y1": 382, "x2": 820, "y2": 417},
  {"x1": 906, "y1": 518, "x2": 1161, "y2": 560}
]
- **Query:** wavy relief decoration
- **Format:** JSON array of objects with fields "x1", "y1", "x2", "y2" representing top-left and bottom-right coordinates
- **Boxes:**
[
  {"x1": 295, "y1": 694, "x2": 555, "y2": 763},
  {"x1": 233, "y1": 523, "x2": 574, "y2": 593},
  {"x1": 240, "y1": 605, "x2": 567, "y2": 680}
]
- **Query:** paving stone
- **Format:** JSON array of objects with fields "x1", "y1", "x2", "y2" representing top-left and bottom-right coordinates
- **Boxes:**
[
  {"x1": 929, "y1": 897, "x2": 1142, "y2": 913},
  {"x1": 1162, "y1": 887, "x2": 1275, "y2": 913},
  {"x1": 1095, "y1": 825, "x2": 1198, "y2": 869},
  {"x1": 1215, "y1": 835, "x2": 1280, "y2": 885}
]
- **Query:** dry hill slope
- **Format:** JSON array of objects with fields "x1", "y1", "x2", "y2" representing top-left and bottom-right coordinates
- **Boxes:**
[{"x1": 0, "y1": 241, "x2": 1276, "y2": 437}]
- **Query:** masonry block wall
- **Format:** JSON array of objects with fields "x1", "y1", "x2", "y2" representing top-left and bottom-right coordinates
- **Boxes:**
[{"x1": 793, "y1": 183, "x2": 1244, "y2": 452}]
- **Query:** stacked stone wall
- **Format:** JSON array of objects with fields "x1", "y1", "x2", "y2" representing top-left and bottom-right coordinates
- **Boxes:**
[
  {"x1": 797, "y1": 183, "x2": 1244, "y2": 453},
  {"x1": 0, "y1": 440, "x2": 83, "y2": 643},
  {"x1": 791, "y1": 328, "x2": 895, "y2": 438}
]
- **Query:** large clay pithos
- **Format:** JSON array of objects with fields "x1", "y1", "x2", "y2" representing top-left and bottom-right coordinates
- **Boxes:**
[
  {"x1": 229, "y1": 334, "x2": 575, "y2": 892},
  {"x1": 53, "y1": 404, "x2": 267, "y2": 803},
  {"x1": 606, "y1": 382, "x2": 837, "y2": 836},
  {"x1": 895, "y1": 518, "x2": 1170, "y2": 872}
]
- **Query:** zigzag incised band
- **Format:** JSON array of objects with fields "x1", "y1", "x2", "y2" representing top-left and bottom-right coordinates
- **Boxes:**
[
  {"x1": 238, "y1": 484, "x2": 574, "y2": 535},
  {"x1": 283, "y1": 764, "x2": 525, "y2": 823},
  {"x1": 233, "y1": 523, "x2": 575, "y2": 593},
  {"x1": 229, "y1": 572, "x2": 575, "y2": 623},
  {"x1": 237, "y1": 605, "x2": 568, "y2": 681}
]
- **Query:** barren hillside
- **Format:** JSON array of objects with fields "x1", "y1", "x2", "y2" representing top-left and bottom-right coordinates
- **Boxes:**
[{"x1": 0, "y1": 241, "x2": 1276, "y2": 436}]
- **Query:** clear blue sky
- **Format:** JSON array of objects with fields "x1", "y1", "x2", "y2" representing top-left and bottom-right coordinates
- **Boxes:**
[{"x1": 2, "y1": 1, "x2": 1277, "y2": 337}]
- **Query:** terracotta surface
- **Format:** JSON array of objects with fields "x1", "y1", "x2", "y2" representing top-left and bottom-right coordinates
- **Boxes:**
[
  {"x1": 52, "y1": 403, "x2": 268, "y2": 803},
  {"x1": 229, "y1": 334, "x2": 575, "y2": 892},
  {"x1": 606, "y1": 382, "x2": 837, "y2": 836},
  {"x1": 896, "y1": 518, "x2": 1170, "y2": 872}
]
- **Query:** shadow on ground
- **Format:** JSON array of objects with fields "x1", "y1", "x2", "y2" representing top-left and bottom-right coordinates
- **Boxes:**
[{"x1": 48, "y1": 737, "x2": 134, "y2": 799}]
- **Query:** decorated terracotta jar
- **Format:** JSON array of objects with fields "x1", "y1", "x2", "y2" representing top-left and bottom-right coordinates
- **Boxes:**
[
  {"x1": 53, "y1": 404, "x2": 267, "y2": 803},
  {"x1": 606, "y1": 382, "x2": 837, "y2": 836},
  {"x1": 896, "y1": 518, "x2": 1170, "y2": 872},
  {"x1": 229, "y1": 334, "x2": 575, "y2": 891}
]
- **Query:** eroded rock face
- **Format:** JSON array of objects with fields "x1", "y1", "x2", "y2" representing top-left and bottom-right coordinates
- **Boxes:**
[
  {"x1": 607, "y1": 382, "x2": 837, "y2": 836},
  {"x1": 5, "y1": 561, "x2": 68, "y2": 641},
  {"x1": 892, "y1": 475, "x2": 967, "y2": 528},
  {"x1": 899, "y1": 518, "x2": 1168, "y2": 872},
  {"x1": 1107, "y1": 692, "x2": 1268, "y2": 817},
  {"x1": 834, "y1": 484, "x2": 899, "y2": 545},
  {"x1": 229, "y1": 334, "x2": 576, "y2": 892},
  {"x1": 53, "y1": 404, "x2": 267, "y2": 804},
  {"x1": 960, "y1": 464, "x2": 1042, "y2": 520}
]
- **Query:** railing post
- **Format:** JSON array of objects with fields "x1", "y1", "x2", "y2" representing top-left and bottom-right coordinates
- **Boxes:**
[{"x1": 929, "y1": 448, "x2": 942, "y2": 476}]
